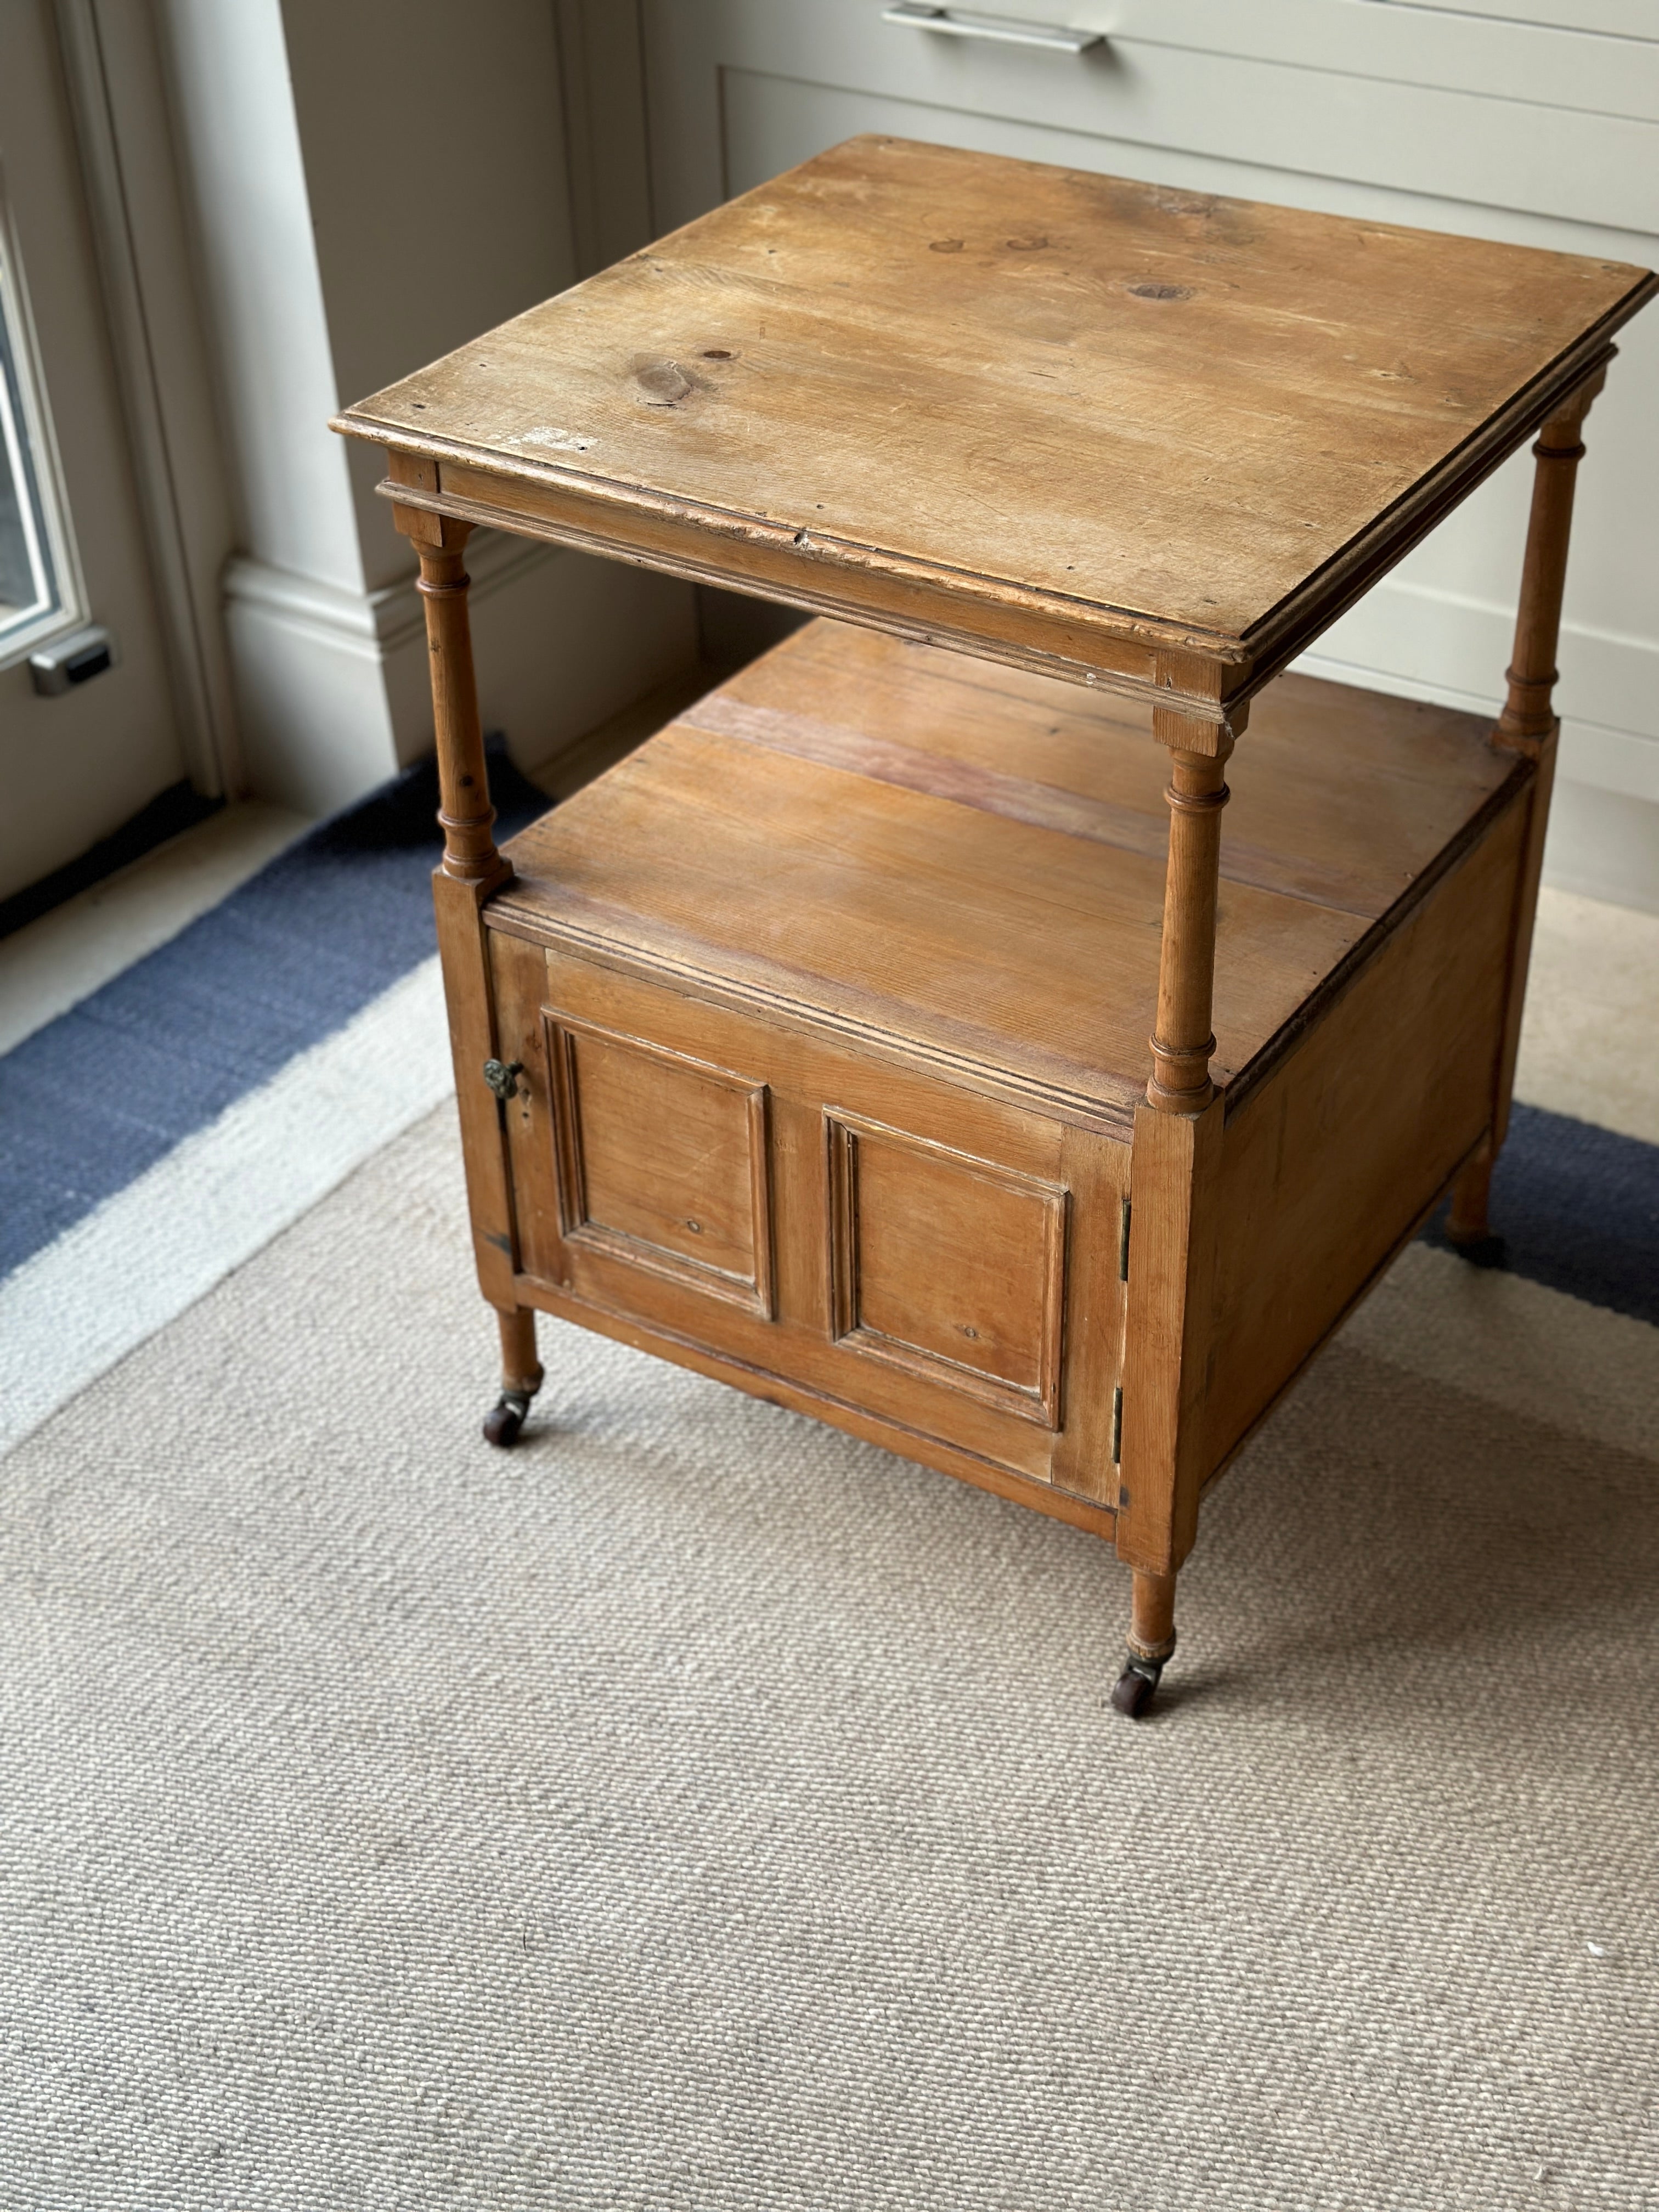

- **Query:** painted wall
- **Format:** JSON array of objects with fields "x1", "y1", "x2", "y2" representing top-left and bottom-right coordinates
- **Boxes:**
[
  {"x1": 155, "y1": 0, "x2": 696, "y2": 816},
  {"x1": 60, "y1": 0, "x2": 1658, "y2": 905}
]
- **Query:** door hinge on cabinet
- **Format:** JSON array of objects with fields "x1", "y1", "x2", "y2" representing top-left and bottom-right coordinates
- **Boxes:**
[{"x1": 1119, "y1": 1198, "x2": 1132, "y2": 1282}]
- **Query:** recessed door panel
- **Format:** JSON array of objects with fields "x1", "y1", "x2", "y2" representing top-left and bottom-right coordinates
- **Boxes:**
[
  {"x1": 545, "y1": 1011, "x2": 774, "y2": 1314},
  {"x1": 826, "y1": 1110, "x2": 1068, "y2": 1429}
]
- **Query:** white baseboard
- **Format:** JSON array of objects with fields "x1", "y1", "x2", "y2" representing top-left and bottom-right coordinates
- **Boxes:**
[
  {"x1": 1545, "y1": 781, "x2": 1659, "y2": 918},
  {"x1": 1294, "y1": 571, "x2": 1659, "y2": 914},
  {"x1": 224, "y1": 584, "x2": 401, "y2": 816},
  {"x1": 222, "y1": 539, "x2": 699, "y2": 816}
]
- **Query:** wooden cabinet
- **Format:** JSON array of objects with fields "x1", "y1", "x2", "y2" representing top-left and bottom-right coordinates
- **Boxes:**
[
  {"x1": 476, "y1": 618, "x2": 1528, "y2": 1539},
  {"x1": 334, "y1": 135, "x2": 1655, "y2": 1711}
]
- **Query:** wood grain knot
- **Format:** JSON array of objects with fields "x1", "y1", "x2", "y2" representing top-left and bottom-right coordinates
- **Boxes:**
[
  {"x1": 1005, "y1": 236, "x2": 1048, "y2": 251},
  {"x1": 1127, "y1": 283, "x2": 1192, "y2": 302},
  {"x1": 634, "y1": 359, "x2": 693, "y2": 405},
  {"x1": 928, "y1": 239, "x2": 963, "y2": 253}
]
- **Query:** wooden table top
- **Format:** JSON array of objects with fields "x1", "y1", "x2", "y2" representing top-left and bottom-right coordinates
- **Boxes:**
[{"x1": 336, "y1": 137, "x2": 1654, "y2": 719}]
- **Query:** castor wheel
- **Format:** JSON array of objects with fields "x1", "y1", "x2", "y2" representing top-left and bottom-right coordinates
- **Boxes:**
[
  {"x1": 482, "y1": 1389, "x2": 533, "y2": 1448},
  {"x1": 486, "y1": 1311, "x2": 543, "y2": 1448},
  {"x1": 1448, "y1": 1230, "x2": 1508, "y2": 1271},
  {"x1": 1114, "y1": 1573, "x2": 1177, "y2": 1719},
  {"x1": 1110, "y1": 1657, "x2": 1163, "y2": 1719}
]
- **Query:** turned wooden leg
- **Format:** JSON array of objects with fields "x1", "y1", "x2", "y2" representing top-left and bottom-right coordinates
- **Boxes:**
[
  {"x1": 1494, "y1": 370, "x2": 1605, "y2": 758},
  {"x1": 483, "y1": 1306, "x2": 544, "y2": 1448},
  {"x1": 391, "y1": 495, "x2": 538, "y2": 1444},
  {"x1": 1110, "y1": 1568, "x2": 1178, "y2": 1719},
  {"x1": 387, "y1": 500, "x2": 522, "y2": 1327},
  {"x1": 1111, "y1": 701, "x2": 1246, "y2": 1714},
  {"x1": 1445, "y1": 1139, "x2": 1505, "y2": 1266},
  {"x1": 1146, "y1": 716, "x2": 1238, "y2": 1115},
  {"x1": 407, "y1": 523, "x2": 504, "y2": 885}
]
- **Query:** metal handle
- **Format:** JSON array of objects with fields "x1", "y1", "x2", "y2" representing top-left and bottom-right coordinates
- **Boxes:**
[
  {"x1": 29, "y1": 623, "x2": 119, "y2": 697},
  {"x1": 881, "y1": 3, "x2": 1102, "y2": 52},
  {"x1": 483, "y1": 1058, "x2": 524, "y2": 1103}
]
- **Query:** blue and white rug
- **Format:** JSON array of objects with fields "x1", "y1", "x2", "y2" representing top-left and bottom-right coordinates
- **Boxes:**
[
  {"x1": 2, "y1": 757, "x2": 1655, "y2": 1455},
  {"x1": 0, "y1": 750, "x2": 548, "y2": 1452}
]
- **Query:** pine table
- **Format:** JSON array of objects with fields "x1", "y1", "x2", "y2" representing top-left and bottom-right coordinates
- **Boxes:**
[{"x1": 334, "y1": 138, "x2": 1655, "y2": 1715}]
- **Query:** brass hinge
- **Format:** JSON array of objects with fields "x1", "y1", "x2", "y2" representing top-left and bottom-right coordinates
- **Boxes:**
[{"x1": 1118, "y1": 1198, "x2": 1132, "y2": 1282}]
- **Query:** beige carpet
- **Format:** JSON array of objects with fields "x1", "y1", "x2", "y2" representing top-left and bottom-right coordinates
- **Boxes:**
[{"x1": 2, "y1": 1106, "x2": 1656, "y2": 2211}]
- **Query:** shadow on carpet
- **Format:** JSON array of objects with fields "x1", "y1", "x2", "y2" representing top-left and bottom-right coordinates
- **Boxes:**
[{"x1": 1423, "y1": 1101, "x2": 1659, "y2": 1327}]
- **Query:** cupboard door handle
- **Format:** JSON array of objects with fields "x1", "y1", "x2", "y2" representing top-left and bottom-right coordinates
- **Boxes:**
[
  {"x1": 881, "y1": 4, "x2": 1103, "y2": 52},
  {"x1": 483, "y1": 1058, "x2": 524, "y2": 1103}
]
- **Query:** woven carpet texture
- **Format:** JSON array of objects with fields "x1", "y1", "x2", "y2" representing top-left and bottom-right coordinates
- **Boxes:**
[{"x1": 2, "y1": 1108, "x2": 1656, "y2": 2211}]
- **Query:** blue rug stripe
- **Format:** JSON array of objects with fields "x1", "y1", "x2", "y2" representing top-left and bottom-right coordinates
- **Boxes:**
[
  {"x1": 1425, "y1": 1102, "x2": 1659, "y2": 1328},
  {"x1": 0, "y1": 746, "x2": 547, "y2": 1277}
]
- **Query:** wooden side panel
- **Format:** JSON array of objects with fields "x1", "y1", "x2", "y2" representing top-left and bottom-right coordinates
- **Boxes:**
[
  {"x1": 491, "y1": 928, "x2": 565, "y2": 1286},
  {"x1": 1047, "y1": 1125, "x2": 1132, "y2": 1507},
  {"x1": 1201, "y1": 791, "x2": 1530, "y2": 1471},
  {"x1": 1491, "y1": 729, "x2": 1556, "y2": 1155}
]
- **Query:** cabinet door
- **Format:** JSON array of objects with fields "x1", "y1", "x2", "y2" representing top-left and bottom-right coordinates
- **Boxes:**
[
  {"x1": 489, "y1": 928, "x2": 1130, "y2": 1498},
  {"x1": 640, "y1": 0, "x2": 1659, "y2": 907}
]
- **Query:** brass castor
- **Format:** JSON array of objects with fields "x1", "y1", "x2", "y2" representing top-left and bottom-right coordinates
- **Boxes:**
[
  {"x1": 1110, "y1": 1656, "x2": 1164, "y2": 1719},
  {"x1": 1114, "y1": 1573, "x2": 1177, "y2": 1719},
  {"x1": 482, "y1": 1388, "x2": 534, "y2": 1448}
]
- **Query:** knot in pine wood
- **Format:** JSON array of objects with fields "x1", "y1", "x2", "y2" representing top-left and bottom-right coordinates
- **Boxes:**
[{"x1": 634, "y1": 358, "x2": 695, "y2": 406}]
